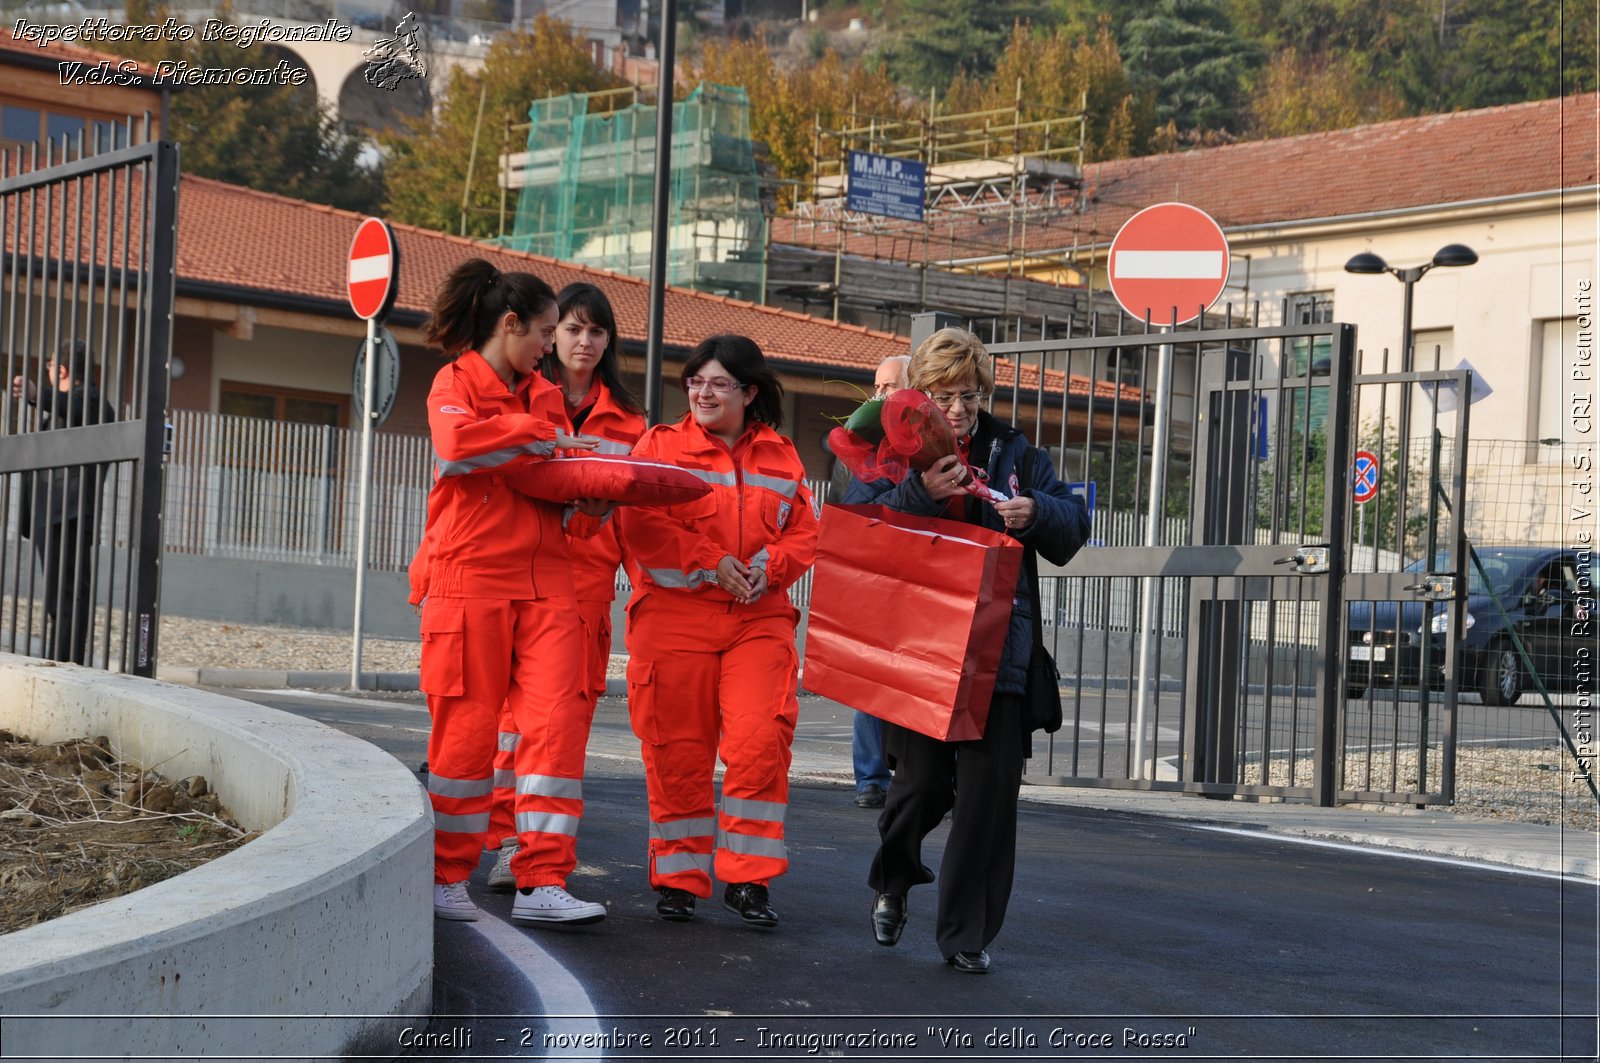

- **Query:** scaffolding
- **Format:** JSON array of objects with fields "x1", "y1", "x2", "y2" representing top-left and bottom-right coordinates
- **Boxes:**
[
  {"x1": 497, "y1": 83, "x2": 766, "y2": 302},
  {"x1": 769, "y1": 89, "x2": 1101, "y2": 331}
]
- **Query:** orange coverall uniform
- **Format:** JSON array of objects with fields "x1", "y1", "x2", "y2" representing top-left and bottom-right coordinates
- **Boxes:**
[
  {"x1": 483, "y1": 382, "x2": 645, "y2": 848},
  {"x1": 419, "y1": 351, "x2": 592, "y2": 888},
  {"x1": 617, "y1": 415, "x2": 819, "y2": 897}
]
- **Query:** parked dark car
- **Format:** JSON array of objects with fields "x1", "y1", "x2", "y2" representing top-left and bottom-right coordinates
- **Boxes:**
[{"x1": 1346, "y1": 546, "x2": 1595, "y2": 705}]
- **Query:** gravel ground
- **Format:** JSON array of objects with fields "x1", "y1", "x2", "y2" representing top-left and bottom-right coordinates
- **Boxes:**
[{"x1": 156, "y1": 614, "x2": 629, "y2": 677}]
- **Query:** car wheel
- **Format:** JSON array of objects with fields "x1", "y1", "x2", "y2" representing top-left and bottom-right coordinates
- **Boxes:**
[{"x1": 1479, "y1": 642, "x2": 1522, "y2": 706}]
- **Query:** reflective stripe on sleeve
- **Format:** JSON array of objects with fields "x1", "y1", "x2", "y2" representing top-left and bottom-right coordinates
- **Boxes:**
[
  {"x1": 434, "y1": 439, "x2": 557, "y2": 477},
  {"x1": 644, "y1": 566, "x2": 719, "y2": 590},
  {"x1": 498, "y1": 731, "x2": 521, "y2": 752}
]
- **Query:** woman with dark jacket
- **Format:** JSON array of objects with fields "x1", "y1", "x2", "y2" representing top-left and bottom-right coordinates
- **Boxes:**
[{"x1": 842, "y1": 326, "x2": 1089, "y2": 974}]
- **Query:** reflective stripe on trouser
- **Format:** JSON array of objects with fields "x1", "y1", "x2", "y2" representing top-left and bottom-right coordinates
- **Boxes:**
[
  {"x1": 625, "y1": 592, "x2": 799, "y2": 895},
  {"x1": 423, "y1": 594, "x2": 591, "y2": 885},
  {"x1": 484, "y1": 717, "x2": 519, "y2": 850}
]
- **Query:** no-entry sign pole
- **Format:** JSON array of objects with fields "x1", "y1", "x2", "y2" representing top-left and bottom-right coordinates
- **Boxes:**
[
  {"x1": 1107, "y1": 202, "x2": 1230, "y2": 779},
  {"x1": 347, "y1": 218, "x2": 398, "y2": 691}
]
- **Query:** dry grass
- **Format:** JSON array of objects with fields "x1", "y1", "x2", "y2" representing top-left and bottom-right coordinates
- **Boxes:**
[
  {"x1": 1243, "y1": 744, "x2": 1599, "y2": 831},
  {"x1": 0, "y1": 730, "x2": 256, "y2": 936}
]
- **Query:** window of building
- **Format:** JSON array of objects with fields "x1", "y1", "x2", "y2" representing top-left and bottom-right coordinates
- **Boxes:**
[
  {"x1": 1536, "y1": 319, "x2": 1575, "y2": 457},
  {"x1": 2, "y1": 105, "x2": 41, "y2": 152},
  {"x1": 219, "y1": 382, "x2": 347, "y2": 428}
]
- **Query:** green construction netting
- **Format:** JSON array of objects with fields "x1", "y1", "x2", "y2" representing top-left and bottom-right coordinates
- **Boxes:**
[{"x1": 500, "y1": 83, "x2": 766, "y2": 303}]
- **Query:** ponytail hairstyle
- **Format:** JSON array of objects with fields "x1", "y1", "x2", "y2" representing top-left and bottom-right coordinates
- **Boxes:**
[
  {"x1": 681, "y1": 334, "x2": 784, "y2": 431},
  {"x1": 545, "y1": 283, "x2": 643, "y2": 415},
  {"x1": 425, "y1": 258, "x2": 557, "y2": 358}
]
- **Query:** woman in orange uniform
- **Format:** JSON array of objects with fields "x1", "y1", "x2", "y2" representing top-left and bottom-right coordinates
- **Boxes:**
[
  {"x1": 618, "y1": 334, "x2": 819, "y2": 928},
  {"x1": 483, "y1": 282, "x2": 647, "y2": 889},
  {"x1": 420, "y1": 258, "x2": 610, "y2": 927}
]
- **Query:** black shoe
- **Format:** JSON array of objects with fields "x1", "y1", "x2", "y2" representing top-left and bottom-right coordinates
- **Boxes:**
[
  {"x1": 656, "y1": 887, "x2": 696, "y2": 921},
  {"x1": 946, "y1": 949, "x2": 990, "y2": 974},
  {"x1": 722, "y1": 882, "x2": 778, "y2": 928},
  {"x1": 871, "y1": 892, "x2": 906, "y2": 946},
  {"x1": 854, "y1": 784, "x2": 886, "y2": 809}
]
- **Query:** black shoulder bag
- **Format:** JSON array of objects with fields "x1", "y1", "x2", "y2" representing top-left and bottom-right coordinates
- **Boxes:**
[{"x1": 1017, "y1": 448, "x2": 1064, "y2": 734}]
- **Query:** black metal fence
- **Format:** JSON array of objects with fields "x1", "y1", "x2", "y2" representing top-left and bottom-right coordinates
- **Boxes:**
[{"x1": 0, "y1": 121, "x2": 176, "y2": 676}]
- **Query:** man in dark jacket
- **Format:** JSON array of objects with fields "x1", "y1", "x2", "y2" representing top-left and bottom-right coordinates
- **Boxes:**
[{"x1": 11, "y1": 340, "x2": 114, "y2": 664}]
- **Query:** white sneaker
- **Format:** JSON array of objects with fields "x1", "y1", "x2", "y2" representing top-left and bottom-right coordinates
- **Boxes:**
[
  {"x1": 433, "y1": 881, "x2": 481, "y2": 921},
  {"x1": 511, "y1": 884, "x2": 607, "y2": 926},
  {"x1": 486, "y1": 843, "x2": 518, "y2": 891}
]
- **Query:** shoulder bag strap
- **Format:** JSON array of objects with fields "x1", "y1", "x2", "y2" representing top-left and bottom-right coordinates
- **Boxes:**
[{"x1": 1017, "y1": 446, "x2": 1046, "y2": 652}]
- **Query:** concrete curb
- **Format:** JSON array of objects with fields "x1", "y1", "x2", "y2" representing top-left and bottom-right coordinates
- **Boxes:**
[{"x1": 0, "y1": 655, "x2": 434, "y2": 1060}]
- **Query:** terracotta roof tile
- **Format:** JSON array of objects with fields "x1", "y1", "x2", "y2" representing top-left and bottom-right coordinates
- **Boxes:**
[
  {"x1": 774, "y1": 93, "x2": 1598, "y2": 258},
  {"x1": 175, "y1": 175, "x2": 1128, "y2": 402},
  {"x1": 0, "y1": 26, "x2": 162, "y2": 79}
]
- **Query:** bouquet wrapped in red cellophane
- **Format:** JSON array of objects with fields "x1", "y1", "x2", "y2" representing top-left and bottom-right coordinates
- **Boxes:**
[{"x1": 828, "y1": 390, "x2": 1008, "y2": 503}]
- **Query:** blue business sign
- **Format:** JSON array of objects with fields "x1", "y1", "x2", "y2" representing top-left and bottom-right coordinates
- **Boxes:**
[{"x1": 846, "y1": 150, "x2": 926, "y2": 222}]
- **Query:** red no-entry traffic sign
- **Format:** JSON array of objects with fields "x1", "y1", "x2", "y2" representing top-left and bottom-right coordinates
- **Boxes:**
[
  {"x1": 1108, "y1": 202, "x2": 1230, "y2": 326},
  {"x1": 347, "y1": 218, "x2": 397, "y2": 321}
]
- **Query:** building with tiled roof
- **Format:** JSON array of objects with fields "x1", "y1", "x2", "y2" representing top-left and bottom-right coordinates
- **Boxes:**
[
  {"x1": 167, "y1": 175, "x2": 1142, "y2": 478},
  {"x1": 802, "y1": 93, "x2": 1594, "y2": 453},
  {"x1": 0, "y1": 26, "x2": 168, "y2": 155}
]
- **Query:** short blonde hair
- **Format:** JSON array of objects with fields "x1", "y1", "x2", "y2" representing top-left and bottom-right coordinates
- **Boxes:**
[{"x1": 908, "y1": 327, "x2": 993, "y2": 394}]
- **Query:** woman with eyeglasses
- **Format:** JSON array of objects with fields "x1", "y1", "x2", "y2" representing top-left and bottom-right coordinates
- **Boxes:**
[
  {"x1": 616, "y1": 334, "x2": 819, "y2": 928},
  {"x1": 843, "y1": 326, "x2": 1089, "y2": 974}
]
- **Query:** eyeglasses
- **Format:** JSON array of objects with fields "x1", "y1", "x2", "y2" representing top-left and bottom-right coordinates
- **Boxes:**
[
  {"x1": 685, "y1": 376, "x2": 748, "y2": 394},
  {"x1": 924, "y1": 389, "x2": 985, "y2": 409}
]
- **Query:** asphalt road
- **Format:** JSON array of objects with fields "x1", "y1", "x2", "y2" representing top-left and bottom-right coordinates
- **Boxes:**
[{"x1": 221, "y1": 687, "x2": 1598, "y2": 1062}]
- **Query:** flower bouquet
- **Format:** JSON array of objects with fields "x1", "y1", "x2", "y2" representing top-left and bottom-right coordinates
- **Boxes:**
[{"x1": 828, "y1": 389, "x2": 1008, "y2": 503}]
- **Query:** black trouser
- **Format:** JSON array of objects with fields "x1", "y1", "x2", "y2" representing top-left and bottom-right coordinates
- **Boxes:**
[
  {"x1": 34, "y1": 517, "x2": 95, "y2": 665},
  {"x1": 867, "y1": 692, "x2": 1025, "y2": 959}
]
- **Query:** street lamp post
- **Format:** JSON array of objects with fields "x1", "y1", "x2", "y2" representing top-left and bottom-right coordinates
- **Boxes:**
[
  {"x1": 1343, "y1": 243, "x2": 1478, "y2": 374},
  {"x1": 1342, "y1": 241, "x2": 1478, "y2": 551},
  {"x1": 1342, "y1": 243, "x2": 1477, "y2": 788}
]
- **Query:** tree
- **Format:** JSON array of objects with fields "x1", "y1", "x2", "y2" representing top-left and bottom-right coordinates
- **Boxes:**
[
  {"x1": 1435, "y1": 0, "x2": 1597, "y2": 109},
  {"x1": 885, "y1": 0, "x2": 1051, "y2": 93},
  {"x1": 1122, "y1": 0, "x2": 1258, "y2": 135},
  {"x1": 945, "y1": 19, "x2": 1158, "y2": 161},
  {"x1": 696, "y1": 39, "x2": 912, "y2": 208},
  {"x1": 1248, "y1": 47, "x2": 1409, "y2": 137},
  {"x1": 103, "y1": 1, "x2": 384, "y2": 213},
  {"x1": 381, "y1": 15, "x2": 625, "y2": 238}
]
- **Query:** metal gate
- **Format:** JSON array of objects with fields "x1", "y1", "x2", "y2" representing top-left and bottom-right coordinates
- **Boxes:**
[
  {"x1": 0, "y1": 122, "x2": 177, "y2": 676},
  {"x1": 980, "y1": 311, "x2": 1470, "y2": 806}
]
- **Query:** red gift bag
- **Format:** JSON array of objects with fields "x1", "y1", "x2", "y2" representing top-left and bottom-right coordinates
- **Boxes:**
[{"x1": 802, "y1": 503, "x2": 1024, "y2": 741}]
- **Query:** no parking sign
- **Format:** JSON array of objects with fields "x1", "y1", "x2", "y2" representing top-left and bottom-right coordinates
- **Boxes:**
[{"x1": 1352, "y1": 450, "x2": 1380, "y2": 504}]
